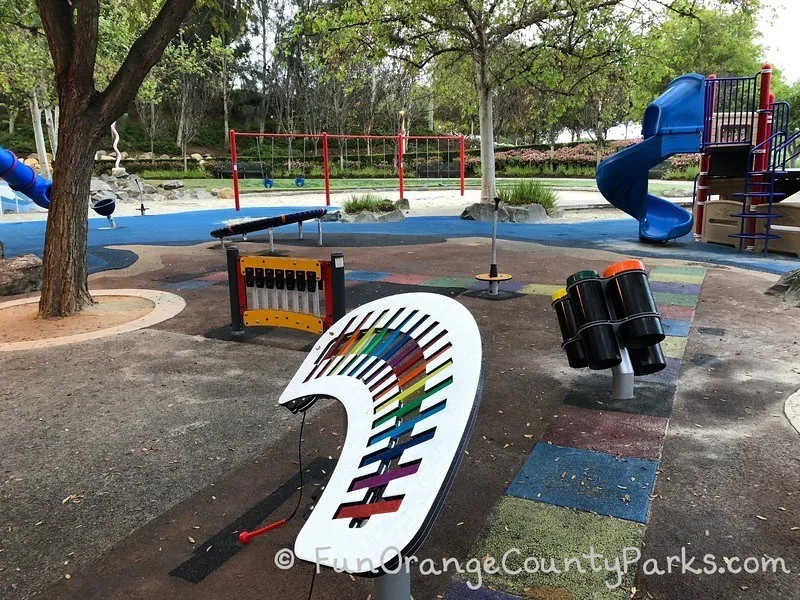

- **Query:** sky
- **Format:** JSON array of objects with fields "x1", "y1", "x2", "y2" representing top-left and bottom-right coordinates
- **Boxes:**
[{"x1": 758, "y1": 0, "x2": 799, "y2": 84}]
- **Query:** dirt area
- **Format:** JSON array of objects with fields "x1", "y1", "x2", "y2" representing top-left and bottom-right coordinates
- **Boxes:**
[{"x1": 0, "y1": 296, "x2": 154, "y2": 344}]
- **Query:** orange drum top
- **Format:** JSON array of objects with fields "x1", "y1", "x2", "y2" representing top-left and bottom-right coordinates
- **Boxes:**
[{"x1": 602, "y1": 259, "x2": 647, "y2": 278}]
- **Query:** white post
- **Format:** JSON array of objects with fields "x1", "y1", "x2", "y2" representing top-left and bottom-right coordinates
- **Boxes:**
[
  {"x1": 375, "y1": 569, "x2": 411, "y2": 600},
  {"x1": 611, "y1": 344, "x2": 635, "y2": 400}
]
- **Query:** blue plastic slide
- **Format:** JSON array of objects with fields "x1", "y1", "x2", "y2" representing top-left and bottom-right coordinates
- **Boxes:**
[
  {"x1": 0, "y1": 145, "x2": 51, "y2": 209},
  {"x1": 596, "y1": 73, "x2": 706, "y2": 242}
]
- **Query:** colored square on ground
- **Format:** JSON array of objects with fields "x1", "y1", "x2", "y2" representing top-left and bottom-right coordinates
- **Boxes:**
[
  {"x1": 563, "y1": 374, "x2": 675, "y2": 418},
  {"x1": 507, "y1": 443, "x2": 658, "y2": 523},
  {"x1": 658, "y1": 304, "x2": 696, "y2": 321},
  {"x1": 662, "y1": 319, "x2": 691, "y2": 337},
  {"x1": 381, "y1": 273, "x2": 433, "y2": 285},
  {"x1": 649, "y1": 281, "x2": 702, "y2": 295},
  {"x1": 197, "y1": 271, "x2": 228, "y2": 282},
  {"x1": 649, "y1": 272, "x2": 706, "y2": 285},
  {"x1": 519, "y1": 283, "x2": 563, "y2": 297},
  {"x1": 541, "y1": 406, "x2": 667, "y2": 461},
  {"x1": 471, "y1": 280, "x2": 526, "y2": 292},
  {"x1": 445, "y1": 581, "x2": 522, "y2": 600},
  {"x1": 637, "y1": 357, "x2": 682, "y2": 385},
  {"x1": 422, "y1": 276, "x2": 478, "y2": 288},
  {"x1": 345, "y1": 270, "x2": 391, "y2": 282},
  {"x1": 650, "y1": 265, "x2": 706, "y2": 276},
  {"x1": 661, "y1": 336, "x2": 688, "y2": 359},
  {"x1": 463, "y1": 497, "x2": 644, "y2": 599},
  {"x1": 652, "y1": 292, "x2": 698, "y2": 307},
  {"x1": 163, "y1": 279, "x2": 216, "y2": 291}
]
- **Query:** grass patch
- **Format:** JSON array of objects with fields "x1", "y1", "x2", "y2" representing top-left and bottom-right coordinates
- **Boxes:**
[
  {"x1": 662, "y1": 166, "x2": 700, "y2": 181},
  {"x1": 342, "y1": 193, "x2": 395, "y2": 213},
  {"x1": 140, "y1": 169, "x2": 209, "y2": 179},
  {"x1": 497, "y1": 179, "x2": 558, "y2": 213}
]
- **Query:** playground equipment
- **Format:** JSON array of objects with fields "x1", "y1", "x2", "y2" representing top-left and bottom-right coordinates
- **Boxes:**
[
  {"x1": 598, "y1": 64, "x2": 800, "y2": 256},
  {"x1": 239, "y1": 293, "x2": 482, "y2": 600},
  {"x1": 552, "y1": 260, "x2": 665, "y2": 400},
  {"x1": 225, "y1": 247, "x2": 345, "y2": 335},
  {"x1": 210, "y1": 208, "x2": 327, "y2": 251},
  {"x1": 0, "y1": 144, "x2": 120, "y2": 226},
  {"x1": 225, "y1": 131, "x2": 466, "y2": 211},
  {"x1": 475, "y1": 197, "x2": 513, "y2": 296}
]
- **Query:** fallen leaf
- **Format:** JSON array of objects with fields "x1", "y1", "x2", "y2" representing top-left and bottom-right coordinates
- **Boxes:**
[
  {"x1": 756, "y1": 515, "x2": 767, "y2": 521},
  {"x1": 188, "y1": 536, "x2": 196, "y2": 544},
  {"x1": 65, "y1": 574, "x2": 71, "y2": 580}
]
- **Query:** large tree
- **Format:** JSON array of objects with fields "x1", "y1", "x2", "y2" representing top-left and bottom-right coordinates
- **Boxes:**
[{"x1": 34, "y1": 0, "x2": 197, "y2": 318}]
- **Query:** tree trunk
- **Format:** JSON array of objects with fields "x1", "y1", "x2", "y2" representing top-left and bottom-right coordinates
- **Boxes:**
[
  {"x1": 475, "y1": 61, "x2": 496, "y2": 202},
  {"x1": 29, "y1": 90, "x2": 52, "y2": 179},
  {"x1": 8, "y1": 107, "x2": 17, "y2": 134},
  {"x1": 39, "y1": 114, "x2": 96, "y2": 317},
  {"x1": 222, "y1": 48, "x2": 230, "y2": 147},
  {"x1": 149, "y1": 100, "x2": 156, "y2": 163}
]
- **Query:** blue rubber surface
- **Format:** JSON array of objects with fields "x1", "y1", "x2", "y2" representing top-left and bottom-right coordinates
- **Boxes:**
[
  {"x1": 596, "y1": 74, "x2": 706, "y2": 242},
  {"x1": 507, "y1": 442, "x2": 658, "y2": 523},
  {"x1": 2, "y1": 207, "x2": 799, "y2": 275}
]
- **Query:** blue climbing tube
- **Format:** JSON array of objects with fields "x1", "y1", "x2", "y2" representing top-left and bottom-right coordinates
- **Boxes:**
[{"x1": 0, "y1": 145, "x2": 51, "y2": 209}]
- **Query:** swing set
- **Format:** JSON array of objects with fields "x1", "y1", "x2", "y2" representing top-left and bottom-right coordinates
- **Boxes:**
[{"x1": 228, "y1": 131, "x2": 466, "y2": 211}]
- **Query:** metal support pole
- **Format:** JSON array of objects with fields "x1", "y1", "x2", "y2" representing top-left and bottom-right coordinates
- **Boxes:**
[
  {"x1": 330, "y1": 251, "x2": 346, "y2": 322},
  {"x1": 322, "y1": 132, "x2": 331, "y2": 207},
  {"x1": 229, "y1": 129, "x2": 241, "y2": 212},
  {"x1": 374, "y1": 569, "x2": 411, "y2": 600},
  {"x1": 269, "y1": 228, "x2": 274, "y2": 252},
  {"x1": 611, "y1": 344, "x2": 634, "y2": 400},
  {"x1": 317, "y1": 218, "x2": 323, "y2": 246},
  {"x1": 398, "y1": 132, "x2": 405, "y2": 203},
  {"x1": 489, "y1": 197, "x2": 500, "y2": 295},
  {"x1": 226, "y1": 246, "x2": 245, "y2": 336},
  {"x1": 298, "y1": 221, "x2": 303, "y2": 241},
  {"x1": 106, "y1": 216, "x2": 116, "y2": 229},
  {"x1": 459, "y1": 134, "x2": 466, "y2": 196}
]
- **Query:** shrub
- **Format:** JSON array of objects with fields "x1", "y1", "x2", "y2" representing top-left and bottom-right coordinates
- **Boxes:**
[
  {"x1": 497, "y1": 180, "x2": 558, "y2": 214},
  {"x1": 343, "y1": 193, "x2": 395, "y2": 213},
  {"x1": 663, "y1": 166, "x2": 700, "y2": 181}
]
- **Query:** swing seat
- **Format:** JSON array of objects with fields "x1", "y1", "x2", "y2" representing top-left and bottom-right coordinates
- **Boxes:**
[
  {"x1": 263, "y1": 178, "x2": 274, "y2": 189},
  {"x1": 295, "y1": 176, "x2": 306, "y2": 187}
]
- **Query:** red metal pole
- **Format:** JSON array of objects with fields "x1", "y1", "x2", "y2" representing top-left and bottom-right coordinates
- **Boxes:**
[
  {"x1": 322, "y1": 132, "x2": 331, "y2": 207},
  {"x1": 398, "y1": 132, "x2": 405, "y2": 201},
  {"x1": 229, "y1": 129, "x2": 240, "y2": 211},
  {"x1": 459, "y1": 134, "x2": 466, "y2": 196},
  {"x1": 694, "y1": 75, "x2": 715, "y2": 237},
  {"x1": 746, "y1": 63, "x2": 773, "y2": 246}
]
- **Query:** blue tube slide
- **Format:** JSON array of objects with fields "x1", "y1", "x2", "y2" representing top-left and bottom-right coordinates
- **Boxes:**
[
  {"x1": 0, "y1": 145, "x2": 51, "y2": 209},
  {"x1": 596, "y1": 73, "x2": 706, "y2": 242}
]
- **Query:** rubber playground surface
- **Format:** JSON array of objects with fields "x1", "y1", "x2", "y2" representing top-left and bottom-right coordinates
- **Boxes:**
[{"x1": 0, "y1": 206, "x2": 798, "y2": 600}]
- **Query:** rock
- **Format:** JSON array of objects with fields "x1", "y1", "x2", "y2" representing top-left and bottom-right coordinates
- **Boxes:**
[
  {"x1": 321, "y1": 210, "x2": 342, "y2": 222},
  {"x1": 461, "y1": 202, "x2": 510, "y2": 222},
  {"x1": 0, "y1": 240, "x2": 4, "y2": 259},
  {"x1": 347, "y1": 211, "x2": 378, "y2": 223},
  {"x1": 766, "y1": 268, "x2": 800, "y2": 307},
  {"x1": 506, "y1": 203, "x2": 549, "y2": 223},
  {"x1": 100, "y1": 174, "x2": 111, "y2": 183},
  {"x1": 148, "y1": 193, "x2": 167, "y2": 204},
  {"x1": 190, "y1": 153, "x2": 203, "y2": 162},
  {"x1": 95, "y1": 150, "x2": 108, "y2": 160},
  {"x1": 91, "y1": 190, "x2": 119, "y2": 206},
  {"x1": 158, "y1": 154, "x2": 171, "y2": 160},
  {"x1": 160, "y1": 180, "x2": 184, "y2": 191},
  {"x1": 111, "y1": 167, "x2": 128, "y2": 178},
  {"x1": 376, "y1": 208, "x2": 405, "y2": 223},
  {"x1": 217, "y1": 188, "x2": 235, "y2": 199},
  {"x1": 0, "y1": 254, "x2": 42, "y2": 296},
  {"x1": 204, "y1": 154, "x2": 213, "y2": 160},
  {"x1": 90, "y1": 179, "x2": 112, "y2": 192},
  {"x1": 99, "y1": 154, "x2": 116, "y2": 161},
  {"x1": 140, "y1": 183, "x2": 156, "y2": 194},
  {"x1": 23, "y1": 157, "x2": 39, "y2": 168},
  {"x1": 194, "y1": 189, "x2": 213, "y2": 200},
  {"x1": 210, "y1": 189, "x2": 219, "y2": 197},
  {"x1": 394, "y1": 198, "x2": 410, "y2": 211},
  {"x1": 139, "y1": 151, "x2": 155, "y2": 160},
  {"x1": 167, "y1": 190, "x2": 185, "y2": 201},
  {"x1": 661, "y1": 188, "x2": 693, "y2": 198}
]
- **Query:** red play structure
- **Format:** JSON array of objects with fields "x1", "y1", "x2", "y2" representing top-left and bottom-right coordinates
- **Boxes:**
[{"x1": 226, "y1": 131, "x2": 466, "y2": 210}]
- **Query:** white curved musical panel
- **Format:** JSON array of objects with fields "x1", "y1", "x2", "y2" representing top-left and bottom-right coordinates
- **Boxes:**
[{"x1": 279, "y1": 292, "x2": 483, "y2": 574}]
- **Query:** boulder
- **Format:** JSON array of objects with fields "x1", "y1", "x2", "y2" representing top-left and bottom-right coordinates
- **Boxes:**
[
  {"x1": 210, "y1": 189, "x2": 219, "y2": 197},
  {"x1": 506, "y1": 203, "x2": 549, "y2": 223},
  {"x1": 217, "y1": 188, "x2": 235, "y2": 199},
  {"x1": 95, "y1": 150, "x2": 108, "y2": 160},
  {"x1": 394, "y1": 198, "x2": 410, "y2": 211},
  {"x1": 321, "y1": 210, "x2": 342, "y2": 222},
  {"x1": 190, "y1": 153, "x2": 203, "y2": 162},
  {"x1": 661, "y1": 188, "x2": 693, "y2": 198},
  {"x1": 346, "y1": 211, "x2": 378, "y2": 223},
  {"x1": 167, "y1": 190, "x2": 185, "y2": 201},
  {"x1": 100, "y1": 173, "x2": 111, "y2": 183},
  {"x1": 139, "y1": 151, "x2": 155, "y2": 160},
  {"x1": 766, "y1": 268, "x2": 800, "y2": 307},
  {"x1": 160, "y1": 180, "x2": 184, "y2": 191},
  {"x1": 141, "y1": 183, "x2": 157, "y2": 194},
  {"x1": 99, "y1": 154, "x2": 116, "y2": 161},
  {"x1": 0, "y1": 240, "x2": 4, "y2": 259},
  {"x1": 194, "y1": 189, "x2": 213, "y2": 200},
  {"x1": 90, "y1": 178, "x2": 112, "y2": 193},
  {"x1": 0, "y1": 254, "x2": 42, "y2": 296},
  {"x1": 111, "y1": 167, "x2": 128, "y2": 178},
  {"x1": 461, "y1": 202, "x2": 510, "y2": 222},
  {"x1": 158, "y1": 154, "x2": 171, "y2": 160},
  {"x1": 91, "y1": 190, "x2": 119, "y2": 206},
  {"x1": 148, "y1": 193, "x2": 167, "y2": 204},
  {"x1": 376, "y1": 208, "x2": 406, "y2": 223},
  {"x1": 23, "y1": 157, "x2": 39, "y2": 168}
]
